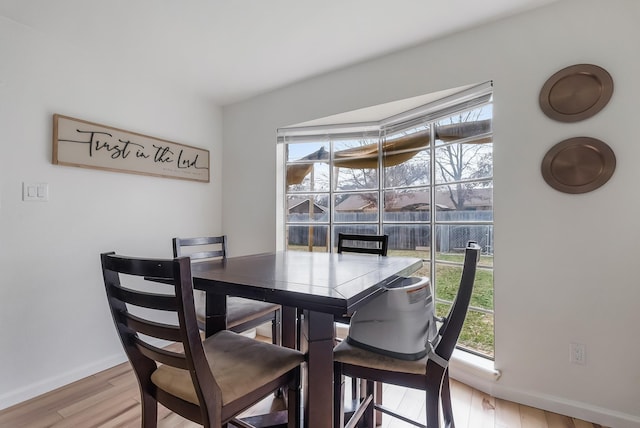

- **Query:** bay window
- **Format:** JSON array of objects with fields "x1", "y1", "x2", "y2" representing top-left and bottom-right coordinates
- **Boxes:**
[{"x1": 277, "y1": 83, "x2": 494, "y2": 357}]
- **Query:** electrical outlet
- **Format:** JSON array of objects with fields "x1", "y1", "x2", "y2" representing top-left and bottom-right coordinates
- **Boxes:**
[{"x1": 570, "y1": 343, "x2": 586, "y2": 365}]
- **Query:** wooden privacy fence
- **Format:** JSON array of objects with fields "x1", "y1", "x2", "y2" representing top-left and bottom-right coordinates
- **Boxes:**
[{"x1": 287, "y1": 211, "x2": 493, "y2": 254}]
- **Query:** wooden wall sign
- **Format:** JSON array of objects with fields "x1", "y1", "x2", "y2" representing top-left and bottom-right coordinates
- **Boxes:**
[{"x1": 53, "y1": 114, "x2": 210, "y2": 182}]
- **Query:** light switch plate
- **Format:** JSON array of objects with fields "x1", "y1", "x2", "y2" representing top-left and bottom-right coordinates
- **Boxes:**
[{"x1": 23, "y1": 182, "x2": 49, "y2": 202}]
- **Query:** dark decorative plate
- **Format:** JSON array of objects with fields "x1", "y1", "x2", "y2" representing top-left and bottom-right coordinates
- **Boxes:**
[
  {"x1": 541, "y1": 137, "x2": 616, "y2": 194},
  {"x1": 539, "y1": 64, "x2": 613, "y2": 122}
]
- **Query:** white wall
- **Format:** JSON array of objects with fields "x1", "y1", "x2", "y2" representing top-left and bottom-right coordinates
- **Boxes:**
[
  {"x1": 0, "y1": 18, "x2": 222, "y2": 408},
  {"x1": 222, "y1": 0, "x2": 640, "y2": 426}
]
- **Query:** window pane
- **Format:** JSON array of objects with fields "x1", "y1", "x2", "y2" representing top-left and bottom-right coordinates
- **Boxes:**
[
  {"x1": 334, "y1": 165, "x2": 378, "y2": 191},
  {"x1": 435, "y1": 105, "x2": 492, "y2": 147},
  {"x1": 434, "y1": 183, "x2": 493, "y2": 221},
  {"x1": 333, "y1": 134, "x2": 379, "y2": 161},
  {"x1": 287, "y1": 194, "x2": 329, "y2": 223},
  {"x1": 286, "y1": 162, "x2": 330, "y2": 192},
  {"x1": 384, "y1": 189, "x2": 431, "y2": 222},
  {"x1": 434, "y1": 142, "x2": 493, "y2": 184},
  {"x1": 435, "y1": 225, "x2": 493, "y2": 263},
  {"x1": 384, "y1": 150, "x2": 429, "y2": 188},
  {"x1": 436, "y1": 303, "x2": 494, "y2": 358},
  {"x1": 383, "y1": 128, "x2": 430, "y2": 188},
  {"x1": 333, "y1": 224, "x2": 380, "y2": 236},
  {"x1": 434, "y1": 264, "x2": 493, "y2": 310},
  {"x1": 333, "y1": 135, "x2": 379, "y2": 191},
  {"x1": 383, "y1": 224, "x2": 430, "y2": 260},
  {"x1": 287, "y1": 141, "x2": 329, "y2": 162},
  {"x1": 286, "y1": 225, "x2": 328, "y2": 252},
  {"x1": 334, "y1": 192, "x2": 378, "y2": 222}
]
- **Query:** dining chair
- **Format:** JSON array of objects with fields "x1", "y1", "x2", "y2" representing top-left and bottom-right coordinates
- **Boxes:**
[
  {"x1": 101, "y1": 252, "x2": 304, "y2": 428},
  {"x1": 333, "y1": 241, "x2": 481, "y2": 428},
  {"x1": 335, "y1": 233, "x2": 389, "y2": 421},
  {"x1": 173, "y1": 236, "x2": 282, "y2": 346}
]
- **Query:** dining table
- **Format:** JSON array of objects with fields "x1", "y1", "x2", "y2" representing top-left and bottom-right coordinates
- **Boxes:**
[{"x1": 189, "y1": 250, "x2": 423, "y2": 428}]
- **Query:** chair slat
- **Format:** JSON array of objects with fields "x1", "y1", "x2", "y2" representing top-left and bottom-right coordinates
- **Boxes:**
[
  {"x1": 103, "y1": 254, "x2": 176, "y2": 278},
  {"x1": 134, "y1": 337, "x2": 189, "y2": 369},
  {"x1": 108, "y1": 284, "x2": 178, "y2": 311},
  {"x1": 173, "y1": 236, "x2": 226, "y2": 259},
  {"x1": 177, "y1": 236, "x2": 225, "y2": 247},
  {"x1": 339, "y1": 246, "x2": 385, "y2": 255},
  {"x1": 337, "y1": 233, "x2": 389, "y2": 256},
  {"x1": 123, "y1": 312, "x2": 183, "y2": 342},
  {"x1": 188, "y1": 250, "x2": 225, "y2": 261}
]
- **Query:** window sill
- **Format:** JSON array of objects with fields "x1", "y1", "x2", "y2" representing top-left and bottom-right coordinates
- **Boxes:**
[{"x1": 450, "y1": 348, "x2": 501, "y2": 381}]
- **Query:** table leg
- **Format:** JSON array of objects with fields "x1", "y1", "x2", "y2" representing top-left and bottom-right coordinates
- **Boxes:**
[
  {"x1": 301, "y1": 310, "x2": 335, "y2": 428},
  {"x1": 204, "y1": 292, "x2": 227, "y2": 337},
  {"x1": 281, "y1": 306, "x2": 298, "y2": 350}
]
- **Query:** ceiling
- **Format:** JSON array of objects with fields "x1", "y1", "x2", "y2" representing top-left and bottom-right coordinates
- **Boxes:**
[{"x1": 0, "y1": 0, "x2": 558, "y2": 105}]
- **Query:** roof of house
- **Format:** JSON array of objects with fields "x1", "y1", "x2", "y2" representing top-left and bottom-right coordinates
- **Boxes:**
[{"x1": 335, "y1": 188, "x2": 492, "y2": 211}]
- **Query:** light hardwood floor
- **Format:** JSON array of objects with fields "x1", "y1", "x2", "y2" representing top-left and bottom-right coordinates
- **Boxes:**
[{"x1": 0, "y1": 358, "x2": 606, "y2": 428}]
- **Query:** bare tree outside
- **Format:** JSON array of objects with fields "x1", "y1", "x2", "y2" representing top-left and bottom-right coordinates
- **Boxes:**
[{"x1": 434, "y1": 106, "x2": 493, "y2": 210}]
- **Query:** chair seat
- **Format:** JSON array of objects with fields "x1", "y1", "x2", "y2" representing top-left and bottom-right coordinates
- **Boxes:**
[
  {"x1": 334, "y1": 339, "x2": 427, "y2": 375},
  {"x1": 194, "y1": 294, "x2": 281, "y2": 328},
  {"x1": 226, "y1": 297, "x2": 281, "y2": 327},
  {"x1": 151, "y1": 330, "x2": 304, "y2": 406}
]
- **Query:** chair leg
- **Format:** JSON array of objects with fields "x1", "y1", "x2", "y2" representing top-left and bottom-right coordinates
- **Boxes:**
[
  {"x1": 140, "y1": 391, "x2": 158, "y2": 428},
  {"x1": 441, "y1": 369, "x2": 455, "y2": 428},
  {"x1": 375, "y1": 381, "x2": 383, "y2": 426},
  {"x1": 287, "y1": 370, "x2": 301, "y2": 428},
  {"x1": 334, "y1": 362, "x2": 346, "y2": 428},
  {"x1": 272, "y1": 309, "x2": 282, "y2": 346},
  {"x1": 425, "y1": 366, "x2": 446, "y2": 428},
  {"x1": 351, "y1": 377, "x2": 358, "y2": 400},
  {"x1": 362, "y1": 380, "x2": 380, "y2": 428},
  {"x1": 354, "y1": 379, "x2": 381, "y2": 413}
]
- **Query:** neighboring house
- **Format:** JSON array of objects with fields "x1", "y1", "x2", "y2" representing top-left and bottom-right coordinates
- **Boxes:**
[{"x1": 287, "y1": 197, "x2": 327, "y2": 214}]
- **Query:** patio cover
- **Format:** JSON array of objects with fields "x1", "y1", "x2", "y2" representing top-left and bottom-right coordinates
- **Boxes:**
[{"x1": 286, "y1": 119, "x2": 491, "y2": 186}]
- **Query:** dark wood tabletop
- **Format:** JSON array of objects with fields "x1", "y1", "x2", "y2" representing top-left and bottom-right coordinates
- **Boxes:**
[{"x1": 190, "y1": 250, "x2": 422, "y2": 428}]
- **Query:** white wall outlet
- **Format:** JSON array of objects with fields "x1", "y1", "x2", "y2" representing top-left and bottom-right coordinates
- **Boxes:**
[
  {"x1": 570, "y1": 343, "x2": 586, "y2": 365},
  {"x1": 22, "y1": 182, "x2": 49, "y2": 202}
]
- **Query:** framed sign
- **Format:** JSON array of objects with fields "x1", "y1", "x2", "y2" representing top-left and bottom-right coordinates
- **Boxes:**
[{"x1": 53, "y1": 114, "x2": 210, "y2": 182}]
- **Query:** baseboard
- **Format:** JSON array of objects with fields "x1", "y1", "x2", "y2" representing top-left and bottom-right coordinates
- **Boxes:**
[
  {"x1": 490, "y1": 385, "x2": 640, "y2": 428},
  {"x1": 0, "y1": 352, "x2": 127, "y2": 411},
  {"x1": 448, "y1": 351, "x2": 640, "y2": 428}
]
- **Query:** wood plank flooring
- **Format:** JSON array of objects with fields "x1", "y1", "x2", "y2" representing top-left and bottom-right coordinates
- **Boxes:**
[
  {"x1": 0, "y1": 362, "x2": 606, "y2": 428},
  {"x1": 0, "y1": 337, "x2": 607, "y2": 427}
]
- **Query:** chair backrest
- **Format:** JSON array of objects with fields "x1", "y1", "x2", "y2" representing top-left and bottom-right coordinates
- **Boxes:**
[
  {"x1": 337, "y1": 233, "x2": 389, "y2": 256},
  {"x1": 432, "y1": 241, "x2": 481, "y2": 363},
  {"x1": 101, "y1": 252, "x2": 221, "y2": 424},
  {"x1": 173, "y1": 235, "x2": 227, "y2": 261}
]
